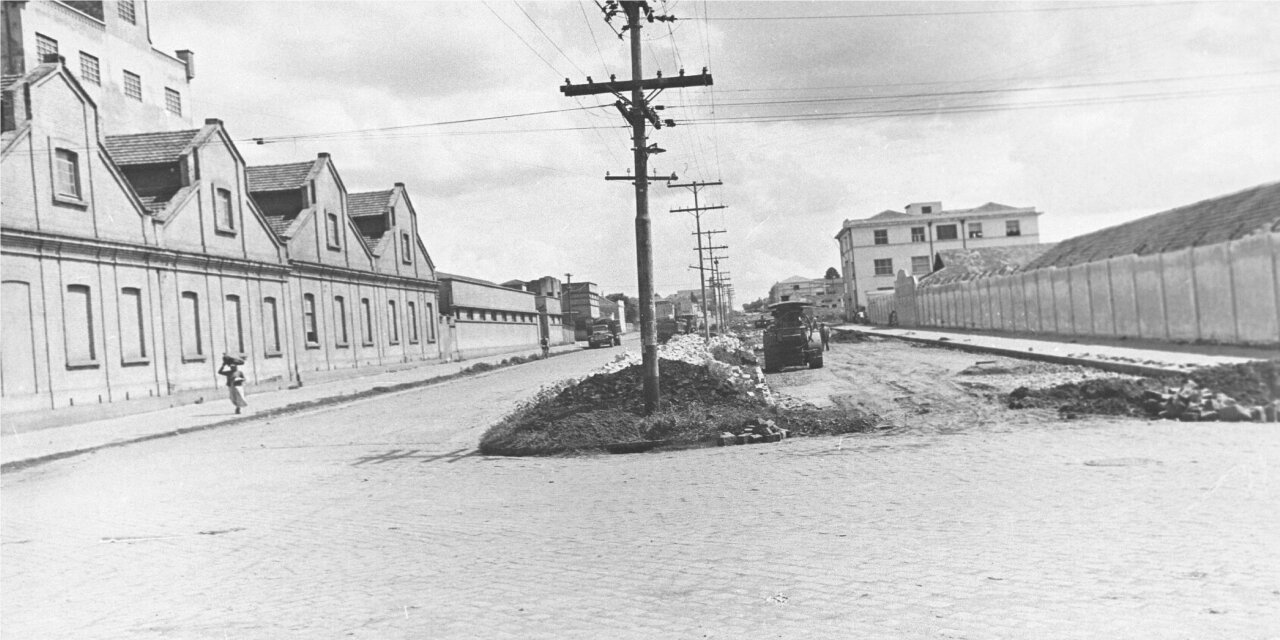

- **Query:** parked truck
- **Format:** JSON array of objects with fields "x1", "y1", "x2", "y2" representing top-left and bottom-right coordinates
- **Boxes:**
[
  {"x1": 588, "y1": 318, "x2": 621, "y2": 348},
  {"x1": 761, "y1": 301, "x2": 823, "y2": 373}
]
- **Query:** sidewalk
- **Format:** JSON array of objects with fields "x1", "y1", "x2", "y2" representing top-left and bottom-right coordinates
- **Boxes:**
[
  {"x1": 1, "y1": 343, "x2": 581, "y2": 472},
  {"x1": 838, "y1": 324, "x2": 1268, "y2": 376}
]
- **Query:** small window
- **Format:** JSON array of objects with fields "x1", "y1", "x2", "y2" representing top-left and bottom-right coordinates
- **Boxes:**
[
  {"x1": 968, "y1": 222, "x2": 983, "y2": 239},
  {"x1": 388, "y1": 300, "x2": 399, "y2": 344},
  {"x1": 921, "y1": 205, "x2": 933, "y2": 214},
  {"x1": 401, "y1": 232, "x2": 412, "y2": 264},
  {"x1": 64, "y1": 285, "x2": 96, "y2": 365},
  {"x1": 911, "y1": 256, "x2": 931, "y2": 275},
  {"x1": 872, "y1": 229, "x2": 888, "y2": 245},
  {"x1": 54, "y1": 149, "x2": 81, "y2": 199},
  {"x1": 426, "y1": 303, "x2": 436, "y2": 342},
  {"x1": 79, "y1": 52, "x2": 100, "y2": 85},
  {"x1": 302, "y1": 293, "x2": 318, "y2": 346},
  {"x1": 334, "y1": 295, "x2": 349, "y2": 346},
  {"x1": 408, "y1": 301, "x2": 419, "y2": 343},
  {"x1": 873, "y1": 259, "x2": 894, "y2": 276},
  {"x1": 263, "y1": 297, "x2": 281, "y2": 355},
  {"x1": 164, "y1": 88, "x2": 182, "y2": 116},
  {"x1": 225, "y1": 294, "x2": 244, "y2": 355},
  {"x1": 180, "y1": 291, "x2": 203, "y2": 359},
  {"x1": 911, "y1": 226, "x2": 926, "y2": 243},
  {"x1": 119, "y1": 287, "x2": 146, "y2": 362},
  {"x1": 215, "y1": 188, "x2": 234, "y2": 231},
  {"x1": 935, "y1": 224, "x2": 958, "y2": 241},
  {"x1": 360, "y1": 298, "x2": 374, "y2": 345},
  {"x1": 118, "y1": 0, "x2": 136, "y2": 24},
  {"x1": 1006, "y1": 220, "x2": 1021, "y2": 236},
  {"x1": 326, "y1": 211, "x2": 341, "y2": 249},
  {"x1": 467, "y1": 309, "x2": 474, "y2": 321},
  {"x1": 35, "y1": 33, "x2": 58, "y2": 62},
  {"x1": 122, "y1": 70, "x2": 142, "y2": 101}
]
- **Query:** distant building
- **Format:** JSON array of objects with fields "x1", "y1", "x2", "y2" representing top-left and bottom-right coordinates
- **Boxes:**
[
  {"x1": 2, "y1": 0, "x2": 196, "y2": 134},
  {"x1": 836, "y1": 200, "x2": 1042, "y2": 317},
  {"x1": 437, "y1": 273, "x2": 541, "y2": 359},
  {"x1": 768, "y1": 275, "x2": 844, "y2": 318}
]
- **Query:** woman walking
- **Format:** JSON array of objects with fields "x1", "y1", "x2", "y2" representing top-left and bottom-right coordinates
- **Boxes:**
[{"x1": 218, "y1": 355, "x2": 249, "y2": 414}]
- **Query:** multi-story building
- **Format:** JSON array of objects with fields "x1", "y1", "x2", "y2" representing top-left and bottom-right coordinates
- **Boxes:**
[
  {"x1": 768, "y1": 275, "x2": 843, "y2": 318},
  {"x1": 1, "y1": 59, "x2": 441, "y2": 421},
  {"x1": 2, "y1": 0, "x2": 196, "y2": 134},
  {"x1": 836, "y1": 200, "x2": 1042, "y2": 317}
]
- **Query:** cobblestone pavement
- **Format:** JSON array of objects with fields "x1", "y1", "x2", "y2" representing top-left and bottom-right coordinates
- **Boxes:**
[{"x1": 4, "y1": 342, "x2": 1279, "y2": 639}]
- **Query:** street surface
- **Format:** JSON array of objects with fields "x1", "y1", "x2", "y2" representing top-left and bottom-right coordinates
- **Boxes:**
[{"x1": 4, "y1": 339, "x2": 1279, "y2": 639}]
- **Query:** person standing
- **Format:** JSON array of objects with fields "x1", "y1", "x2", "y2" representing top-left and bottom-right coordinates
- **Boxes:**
[
  {"x1": 218, "y1": 355, "x2": 249, "y2": 414},
  {"x1": 540, "y1": 336, "x2": 550, "y2": 359},
  {"x1": 819, "y1": 322, "x2": 831, "y2": 351}
]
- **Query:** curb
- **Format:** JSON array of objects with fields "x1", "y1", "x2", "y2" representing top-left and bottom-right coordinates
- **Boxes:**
[
  {"x1": 1, "y1": 351, "x2": 567, "y2": 475},
  {"x1": 847, "y1": 328, "x2": 1194, "y2": 379}
]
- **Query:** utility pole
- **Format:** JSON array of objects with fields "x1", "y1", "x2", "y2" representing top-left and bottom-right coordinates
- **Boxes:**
[
  {"x1": 669, "y1": 180, "x2": 723, "y2": 341},
  {"x1": 562, "y1": 0, "x2": 712, "y2": 415}
]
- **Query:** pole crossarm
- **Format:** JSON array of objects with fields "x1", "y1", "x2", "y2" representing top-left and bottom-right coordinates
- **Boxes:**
[
  {"x1": 670, "y1": 205, "x2": 726, "y2": 213},
  {"x1": 691, "y1": 230, "x2": 725, "y2": 235},
  {"x1": 560, "y1": 72, "x2": 713, "y2": 97},
  {"x1": 669, "y1": 181, "x2": 723, "y2": 189},
  {"x1": 606, "y1": 174, "x2": 678, "y2": 182}
]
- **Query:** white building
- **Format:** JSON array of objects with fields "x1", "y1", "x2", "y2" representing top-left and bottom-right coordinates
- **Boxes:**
[
  {"x1": 835, "y1": 201, "x2": 1042, "y2": 317},
  {"x1": 2, "y1": 0, "x2": 195, "y2": 135}
]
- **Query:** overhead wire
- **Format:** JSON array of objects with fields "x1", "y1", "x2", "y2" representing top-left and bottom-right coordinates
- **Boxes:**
[{"x1": 694, "y1": 1, "x2": 1209, "y2": 21}]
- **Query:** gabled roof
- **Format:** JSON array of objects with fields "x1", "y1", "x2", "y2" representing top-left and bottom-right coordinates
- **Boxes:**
[
  {"x1": 246, "y1": 160, "x2": 316, "y2": 192},
  {"x1": 1024, "y1": 181, "x2": 1280, "y2": 271},
  {"x1": 103, "y1": 129, "x2": 201, "y2": 165},
  {"x1": 867, "y1": 209, "x2": 912, "y2": 221},
  {"x1": 920, "y1": 244, "x2": 1057, "y2": 287},
  {"x1": 348, "y1": 190, "x2": 393, "y2": 218}
]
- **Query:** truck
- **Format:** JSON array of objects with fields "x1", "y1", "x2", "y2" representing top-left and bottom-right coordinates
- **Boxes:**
[
  {"x1": 761, "y1": 301, "x2": 823, "y2": 373},
  {"x1": 588, "y1": 318, "x2": 621, "y2": 348}
]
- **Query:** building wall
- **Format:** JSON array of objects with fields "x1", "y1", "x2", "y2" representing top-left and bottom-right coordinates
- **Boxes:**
[
  {"x1": 838, "y1": 209, "x2": 1042, "y2": 316},
  {"x1": 16, "y1": 0, "x2": 194, "y2": 135},
  {"x1": 897, "y1": 232, "x2": 1280, "y2": 347},
  {"x1": 441, "y1": 277, "x2": 542, "y2": 357}
]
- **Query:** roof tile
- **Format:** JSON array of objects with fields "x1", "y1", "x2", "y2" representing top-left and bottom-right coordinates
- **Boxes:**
[
  {"x1": 246, "y1": 161, "x2": 316, "y2": 192},
  {"x1": 103, "y1": 129, "x2": 201, "y2": 165}
]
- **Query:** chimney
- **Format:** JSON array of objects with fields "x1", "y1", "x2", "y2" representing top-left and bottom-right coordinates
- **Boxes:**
[
  {"x1": 176, "y1": 50, "x2": 195, "y2": 80},
  {"x1": 42, "y1": 53, "x2": 64, "y2": 65},
  {"x1": 317, "y1": 152, "x2": 330, "y2": 159},
  {"x1": 204, "y1": 118, "x2": 222, "y2": 126},
  {"x1": 394, "y1": 182, "x2": 405, "y2": 187}
]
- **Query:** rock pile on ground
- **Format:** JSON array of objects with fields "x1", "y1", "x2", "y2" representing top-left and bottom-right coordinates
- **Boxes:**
[
  {"x1": 1142, "y1": 381, "x2": 1278, "y2": 422},
  {"x1": 716, "y1": 418, "x2": 790, "y2": 446}
]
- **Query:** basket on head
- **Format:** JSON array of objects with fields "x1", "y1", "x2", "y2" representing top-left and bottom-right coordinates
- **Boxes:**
[{"x1": 222, "y1": 355, "x2": 245, "y2": 365}]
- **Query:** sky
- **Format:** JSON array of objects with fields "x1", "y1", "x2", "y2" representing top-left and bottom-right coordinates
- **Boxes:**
[{"x1": 148, "y1": 0, "x2": 1280, "y2": 307}]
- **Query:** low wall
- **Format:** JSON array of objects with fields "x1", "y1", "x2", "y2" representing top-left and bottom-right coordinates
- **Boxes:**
[{"x1": 905, "y1": 232, "x2": 1279, "y2": 346}]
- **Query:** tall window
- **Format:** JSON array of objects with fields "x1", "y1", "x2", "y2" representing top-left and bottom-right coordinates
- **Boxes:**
[
  {"x1": 408, "y1": 301, "x2": 419, "y2": 343},
  {"x1": 119, "y1": 287, "x2": 146, "y2": 361},
  {"x1": 79, "y1": 52, "x2": 100, "y2": 85},
  {"x1": 122, "y1": 70, "x2": 142, "y2": 101},
  {"x1": 935, "y1": 224, "x2": 958, "y2": 241},
  {"x1": 180, "y1": 291, "x2": 203, "y2": 358},
  {"x1": 387, "y1": 300, "x2": 399, "y2": 344},
  {"x1": 968, "y1": 222, "x2": 983, "y2": 239},
  {"x1": 263, "y1": 297, "x2": 281, "y2": 354},
  {"x1": 334, "y1": 295, "x2": 349, "y2": 346},
  {"x1": 54, "y1": 149, "x2": 81, "y2": 199},
  {"x1": 64, "y1": 285, "x2": 96, "y2": 365},
  {"x1": 215, "y1": 188, "x2": 234, "y2": 231},
  {"x1": 302, "y1": 294, "x2": 318, "y2": 345},
  {"x1": 1006, "y1": 220, "x2": 1021, "y2": 236},
  {"x1": 35, "y1": 33, "x2": 58, "y2": 62},
  {"x1": 911, "y1": 256, "x2": 931, "y2": 275},
  {"x1": 360, "y1": 298, "x2": 374, "y2": 346},
  {"x1": 401, "y1": 232, "x2": 412, "y2": 263},
  {"x1": 164, "y1": 88, "x2": 182, "y2": 116},
  {"x1": 224, "y1": 294, "x2": 244, "y2": 355},
  {"x1": 326, "y1": 212, "x2": 341, "y2": 249},
  {"x1": 118, "y1": 0, "x2": 137, "y2": 24},
  {"x1": 911, "y1": 226, "x2": 926, "y2": 243},
  {"x1": 873, "y1": 258, "x2": 894, "y2": 276},
  {"x1": 873, "y1": 229, "x2": 888, "y2": 245}
]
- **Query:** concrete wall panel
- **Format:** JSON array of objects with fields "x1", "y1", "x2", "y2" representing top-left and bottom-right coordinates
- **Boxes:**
[
  {"x1": 1068, "y1": 264, "x2": 1092, "y2": 336},
  {"x1": 1087, "y1": 260, "x2": 1114, "y2": 336},
  {"x1": 1161, "y1": 249, "x2": 1197, "y2": 341},
  {"x1": 1228, "y1": 233, "x2": 1280, "y2": 345},
  {"x1": 1050, "y1": 269, "x2": 1072, "y2": 334},
  {"x1": 1132, "y1": 253, "x2": 1167, "y2": 340},
  {"x1": 1193, "y1": 243, "x2": 1236, "y2": 343},
  {"x1": 1108, "y1": 256, "x2": 1141, "y2": 338}
]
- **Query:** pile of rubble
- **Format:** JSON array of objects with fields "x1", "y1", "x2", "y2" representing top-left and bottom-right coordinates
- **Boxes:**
[
  {"x1": 1143, "y1": 381, "x2": 1279, "y2": 422},
  {"x1": 716, "y1": 417, "x2": 790, "y2": 446}
]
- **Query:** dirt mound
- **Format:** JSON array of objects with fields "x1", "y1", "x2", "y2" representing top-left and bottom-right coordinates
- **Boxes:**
[
  {"x1": 1007, "y1": 378, "x2": 1158, "y2": 417},
  {"x1": 1187, "y1": 359, "x2": 1279, "y2": 406},
  {"x1": 553, "y1": 358, "x2": 767, "y2": 413},
  {"x1": 830, "y1": 329, "x2": 866, "y2": 343}
]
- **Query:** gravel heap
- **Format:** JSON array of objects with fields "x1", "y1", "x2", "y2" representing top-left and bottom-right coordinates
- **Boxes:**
[{"x1": 1141, "y1": 381, "x2": 1278, "y2": 422}]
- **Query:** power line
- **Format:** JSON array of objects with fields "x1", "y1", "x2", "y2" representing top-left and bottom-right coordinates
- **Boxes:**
[
  {"x1": 514, "y1": 1, "x2": 588, "y2": 78},
  {"x1": 245, "y1": 105, "x2": 612, "y2": 144},
  {"x1": 695, "y1": 1, "x2": 1208, "y2": 21}
]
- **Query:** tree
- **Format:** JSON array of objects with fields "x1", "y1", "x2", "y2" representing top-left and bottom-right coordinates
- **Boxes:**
[
  {"x1": 605, "y1": 293, "x2": 639, "y2": 324},
  {"x1": 742, "y1": 297, "x2": 769, "y2": 313},
  {"x1": 824, "y1": 266, "x2": 840, "y2": 279}
]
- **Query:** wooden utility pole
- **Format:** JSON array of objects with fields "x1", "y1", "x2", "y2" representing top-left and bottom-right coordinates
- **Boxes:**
[
  {"x1": 669, "y1": 181, "x2": 723, "y2": 341},
  {"x1": 561, "y1": 0, "x2": 712, "y2": 415}
]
